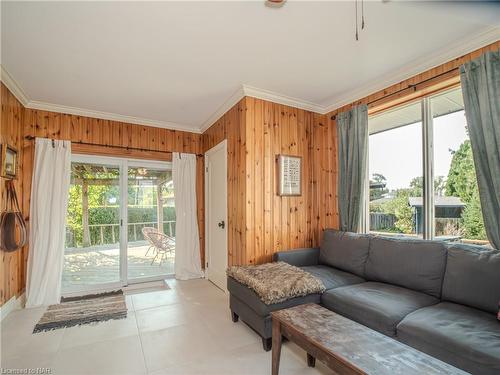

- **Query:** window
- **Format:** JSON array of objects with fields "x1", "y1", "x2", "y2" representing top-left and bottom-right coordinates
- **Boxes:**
[
  {"x1": 431, "y1": 90, "x2": 487, "y2": 244},
  {"x1": 368, "y1": 101, "x2": 423, "y2": 237},
  {"x1": 367, "y1": 87, "x2": 488, "y2": 245}
]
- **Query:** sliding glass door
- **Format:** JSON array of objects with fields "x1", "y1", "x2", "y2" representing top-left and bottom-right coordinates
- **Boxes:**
[
  {"x1": 62, "y1": 155, "x2": 174, "y2": 294},
  {"x1": 127, "y1": 164, "x2": 175, "y2": 281}
]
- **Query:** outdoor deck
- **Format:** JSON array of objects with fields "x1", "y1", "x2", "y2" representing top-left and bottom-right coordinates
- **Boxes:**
[{"x1": 62, "y1": 241, "x2": 174, "y2": 291}]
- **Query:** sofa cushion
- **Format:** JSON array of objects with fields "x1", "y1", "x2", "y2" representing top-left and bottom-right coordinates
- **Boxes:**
[
  {"x1": 273, "y1": 247, "x2": 320, "y2": 267},
  {"x1": 397, "y1": 302, "x2": 500, "y2": 375},
  {"x1": 365, "y1": 236, "x2": 446, "y2": 298},
  {"x1": 442, "y1": 243, "x2": 500, "y2": 314},
  {"x1": 301, "y1": 265, "x2": 365, "y2": 291},
  {"x1": 227, "y1": 276, "x2": 320, "y2": 317},
  {"x1": 321, "y1": 282, "x2": 439, "y2": 337},
  {"x1": 319, "y1": 229, "x2": 370, "y2": 277}
]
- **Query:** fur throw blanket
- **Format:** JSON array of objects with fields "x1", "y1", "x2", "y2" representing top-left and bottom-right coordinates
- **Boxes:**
[{"x1": 227, "y1": 262, "x2": 325, "y2": 305}]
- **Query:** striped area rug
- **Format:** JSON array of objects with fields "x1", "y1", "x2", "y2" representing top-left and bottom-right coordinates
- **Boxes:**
[{"x1": 33, "y1": 290, "x2": 127, "y2": 333}]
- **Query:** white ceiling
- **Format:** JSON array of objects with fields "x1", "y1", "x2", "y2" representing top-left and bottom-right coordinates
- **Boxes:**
[{"x1": 1, "y1": 1, "x2": 499, "y2": 133}]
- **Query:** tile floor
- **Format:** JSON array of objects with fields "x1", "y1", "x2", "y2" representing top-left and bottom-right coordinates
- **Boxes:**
[{"x1": 0, "y1": 279, "x2": 332, "y2": 375}]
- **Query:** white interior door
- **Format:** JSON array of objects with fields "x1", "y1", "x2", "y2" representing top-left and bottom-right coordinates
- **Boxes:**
[{"x1": 205, "y1": 140, "x2": 228, "y2": 291}]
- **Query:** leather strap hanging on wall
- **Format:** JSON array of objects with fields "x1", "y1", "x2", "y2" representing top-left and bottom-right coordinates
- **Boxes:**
[{"x1": 0, "y1": 180, "x2": 27, "y2": 252}]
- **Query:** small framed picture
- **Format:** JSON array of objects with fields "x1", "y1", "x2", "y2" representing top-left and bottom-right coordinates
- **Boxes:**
[
  {"x1": 278, "y1": 154, "x2": 302, "y2": 196},
  {"x1": 1, "y1": 144, "x2": 18, "y2": 179}
]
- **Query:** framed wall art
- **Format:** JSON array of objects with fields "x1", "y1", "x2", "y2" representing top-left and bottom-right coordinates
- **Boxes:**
[
  {"x1": 1, "y1": 144, "x2": 18, "y2": 179},
  {"x1": 277, "y1": 154, "x2": 301, "y2": 196}
]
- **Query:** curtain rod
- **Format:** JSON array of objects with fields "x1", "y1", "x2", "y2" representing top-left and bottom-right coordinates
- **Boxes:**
[
  {"x1": 330, "y1": 67, "x2": 459, "y2": 120},
  {"x1": 24, "y1": 136, "x2": 204, "y2": 157}
]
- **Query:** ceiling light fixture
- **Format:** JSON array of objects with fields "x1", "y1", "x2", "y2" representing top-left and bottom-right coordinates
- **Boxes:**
[
  {"x1": 265, "y1": 0, "x2": 365, "y2": 41},
  {"x1": 355, "y1": 0, "x2": 366, "y2": 41},
  {"x1": 265, "y1": 0, "x2": 286, "y2": 8}
]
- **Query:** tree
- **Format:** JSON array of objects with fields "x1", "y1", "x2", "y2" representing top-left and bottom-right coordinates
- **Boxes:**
[
  {"x1": 385, "y1": 190, "x2": 414, "y2": 234},
  {"x1": 445, "y1": 138, "x2": 486, "y2": 240},
  {"x1": 369, "y1": 173, "x2": 388, "y2": 201},
  {"x1": 445, "y1": 140, "x2": 476, "y2": 203},
  {"x1": 434, "y1": 176, "x2": 446, "y2": 196},
  {"x1": 407, "y1": 176, "x2": 446, "y2": 197},
  {"x1": 461, "y1": 187, "x2": 487, "y2": 240},
  {"x1": 374, "y1": 188, "x2": 414, "y2": 234},
  {"x1": 409, "y1": 177, "x2": 423, "y2": 197}
]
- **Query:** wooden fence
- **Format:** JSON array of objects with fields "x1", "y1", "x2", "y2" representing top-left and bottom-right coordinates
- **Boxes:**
[
  {"x1": 370, "y1": 213, "x2": 463, "y2": 237},
  {"x1": 370, "y1": 213, "x2": 397, "y2": 231}
]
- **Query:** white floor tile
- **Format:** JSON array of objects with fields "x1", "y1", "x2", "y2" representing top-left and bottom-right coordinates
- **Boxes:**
[
  {"x1": 59, "y1": 312, "x2": 139, "y2": 349},
  {"x1": 1, "y1": 322, "x2": 65, "y2": 362},
  {"x1": 53, "y1": 335, "x2": 146, "y2": 375},
  {"x1": 131, "y1": 289, "x2": 182, "y2": 311},
  {"x1": 140, "y1": 321, "x2": 223, "y2": 372},
  {"x1": 1, "y1": 352, "x2": 55, "y2": 372},
  {"x1": 1, "y1": 279, "x2": 328, "y2": 375},
  {"x1": 135, "y1": 304, "x2": 197, "y2": 332},
  {"x1": 126, "y1": 295, "x2": 135, "y2": 312}
]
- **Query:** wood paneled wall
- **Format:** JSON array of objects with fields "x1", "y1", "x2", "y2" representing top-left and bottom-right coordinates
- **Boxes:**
[
  {"x1": 1, "y1": 83, "x2": 26, "y2": 305},
  {"x1": 244, "y1": 98, "x2": 338, "y2": 264},
  {"x1": 202, "y1": 97, "x2": 338, "y2": 266},
  {"x1": 1, "y1": 82, "x2": 205, "y2": 306}
]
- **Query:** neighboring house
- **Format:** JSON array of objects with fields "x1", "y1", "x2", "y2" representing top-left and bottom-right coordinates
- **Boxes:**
[
  {"x1": 370, "y1": 196, "x2": 465, "y2": 236},
  {"x1": 409, "y1": 196, "x2": 465, "y2": 235}
]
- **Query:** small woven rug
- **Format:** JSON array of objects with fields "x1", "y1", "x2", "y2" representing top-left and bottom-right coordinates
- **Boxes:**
[{"x1": 33, "y1": 290, "x2": 127, "y2": 333}]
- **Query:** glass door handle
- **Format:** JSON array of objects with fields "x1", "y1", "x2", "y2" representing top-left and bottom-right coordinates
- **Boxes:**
[{"x1": 218, "y1": 221, "x2": 225, "y2": 229}]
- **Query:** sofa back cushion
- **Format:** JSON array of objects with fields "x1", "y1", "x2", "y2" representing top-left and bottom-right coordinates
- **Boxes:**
[
  {"x1": 319, "y1": 229, "x2": 370, "y2": 277},
  {"x1": 442, "y1": 243, "x2": 500, "y2": 314},
  {"x1": 365, "y1": 236, "x2": 447, "y2": 298}
]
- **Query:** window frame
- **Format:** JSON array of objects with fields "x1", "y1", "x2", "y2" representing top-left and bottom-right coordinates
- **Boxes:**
[{"x1": 365, "y1": 86, "x2": 465, "y2": 240}]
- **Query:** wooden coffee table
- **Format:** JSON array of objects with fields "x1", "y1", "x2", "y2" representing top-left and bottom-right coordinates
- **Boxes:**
[{"x1": 271, "y1": 304, "x2": 467, "y2": 375}]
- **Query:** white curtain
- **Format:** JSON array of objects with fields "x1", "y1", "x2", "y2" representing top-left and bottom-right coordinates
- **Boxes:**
[
  {"x1": 172, "y1": 153, "x2": 203, "y2": 280},
  {"x1": 26, "y1": 138, "x2": 71, "y2": 307}
]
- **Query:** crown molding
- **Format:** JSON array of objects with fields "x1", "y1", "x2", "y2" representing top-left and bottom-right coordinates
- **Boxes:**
[
  {"x1": 321, "y1": 26, "x2": 500, "y2": 114},
  {"x1": 199, "y1": 85, "x2": 246, "y2": 132},
  {"x1": 242, "y1": 85, "x2": 327, "y2": 114},
  {"x1": 1, "y1": 64, "x2": 200, "y2": 133},
  {"x1": 27, "y1": 100, "x2": 200, "y2": 133},
  {"x1": 3, "y1": 25, "x2": 498, "y2": 134},
  {"x1": 0, "y1": 65, "x2": 29, "y2": 106},
  {"x1": 199, "y1": 84, "x2": 330, "y2": 132}
]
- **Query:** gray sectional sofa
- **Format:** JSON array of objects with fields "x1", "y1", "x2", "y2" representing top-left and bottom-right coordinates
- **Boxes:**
[{"x1": 227, "y1": 229, "x2": 500, "y2": 374}]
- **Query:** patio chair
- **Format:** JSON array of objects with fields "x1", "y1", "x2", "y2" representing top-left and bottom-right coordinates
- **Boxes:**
[
  {"x1": 142, "y1": 227, "x2": 175, "y2": 265},
  {"x1": 142, "y1": 227, "x2": 158, "y2": 257}
]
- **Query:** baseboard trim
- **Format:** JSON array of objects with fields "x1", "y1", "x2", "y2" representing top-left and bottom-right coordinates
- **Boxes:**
[{"x1": 0, "y1": 293, "x2": 26, "y2": 321}]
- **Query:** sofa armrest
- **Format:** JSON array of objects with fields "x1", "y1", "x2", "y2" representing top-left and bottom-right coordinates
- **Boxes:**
[{"x1": 273, "y1": 248, "x2": 320, "y2": 267}]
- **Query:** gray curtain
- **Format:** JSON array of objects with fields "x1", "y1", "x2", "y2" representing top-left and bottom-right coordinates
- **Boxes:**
[
  {"x1": 460, "y1": 50, "x2": 500, "y2": 250},
  {"x1": 337, "y1": 104, "x2": 368, "y2": 232}
]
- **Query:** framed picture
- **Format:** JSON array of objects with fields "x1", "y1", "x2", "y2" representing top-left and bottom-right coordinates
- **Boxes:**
[
  {"x1": 278, "y1": 154, "x2": 302, "y2": 196},
  {"x1": 1, "y1": 144, "x2": 18, "y2": 179}
]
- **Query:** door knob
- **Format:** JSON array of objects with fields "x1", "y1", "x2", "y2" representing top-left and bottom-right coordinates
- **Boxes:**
[{"x1": 218, "y1": 220, "x2": 225, "y2": 229}]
